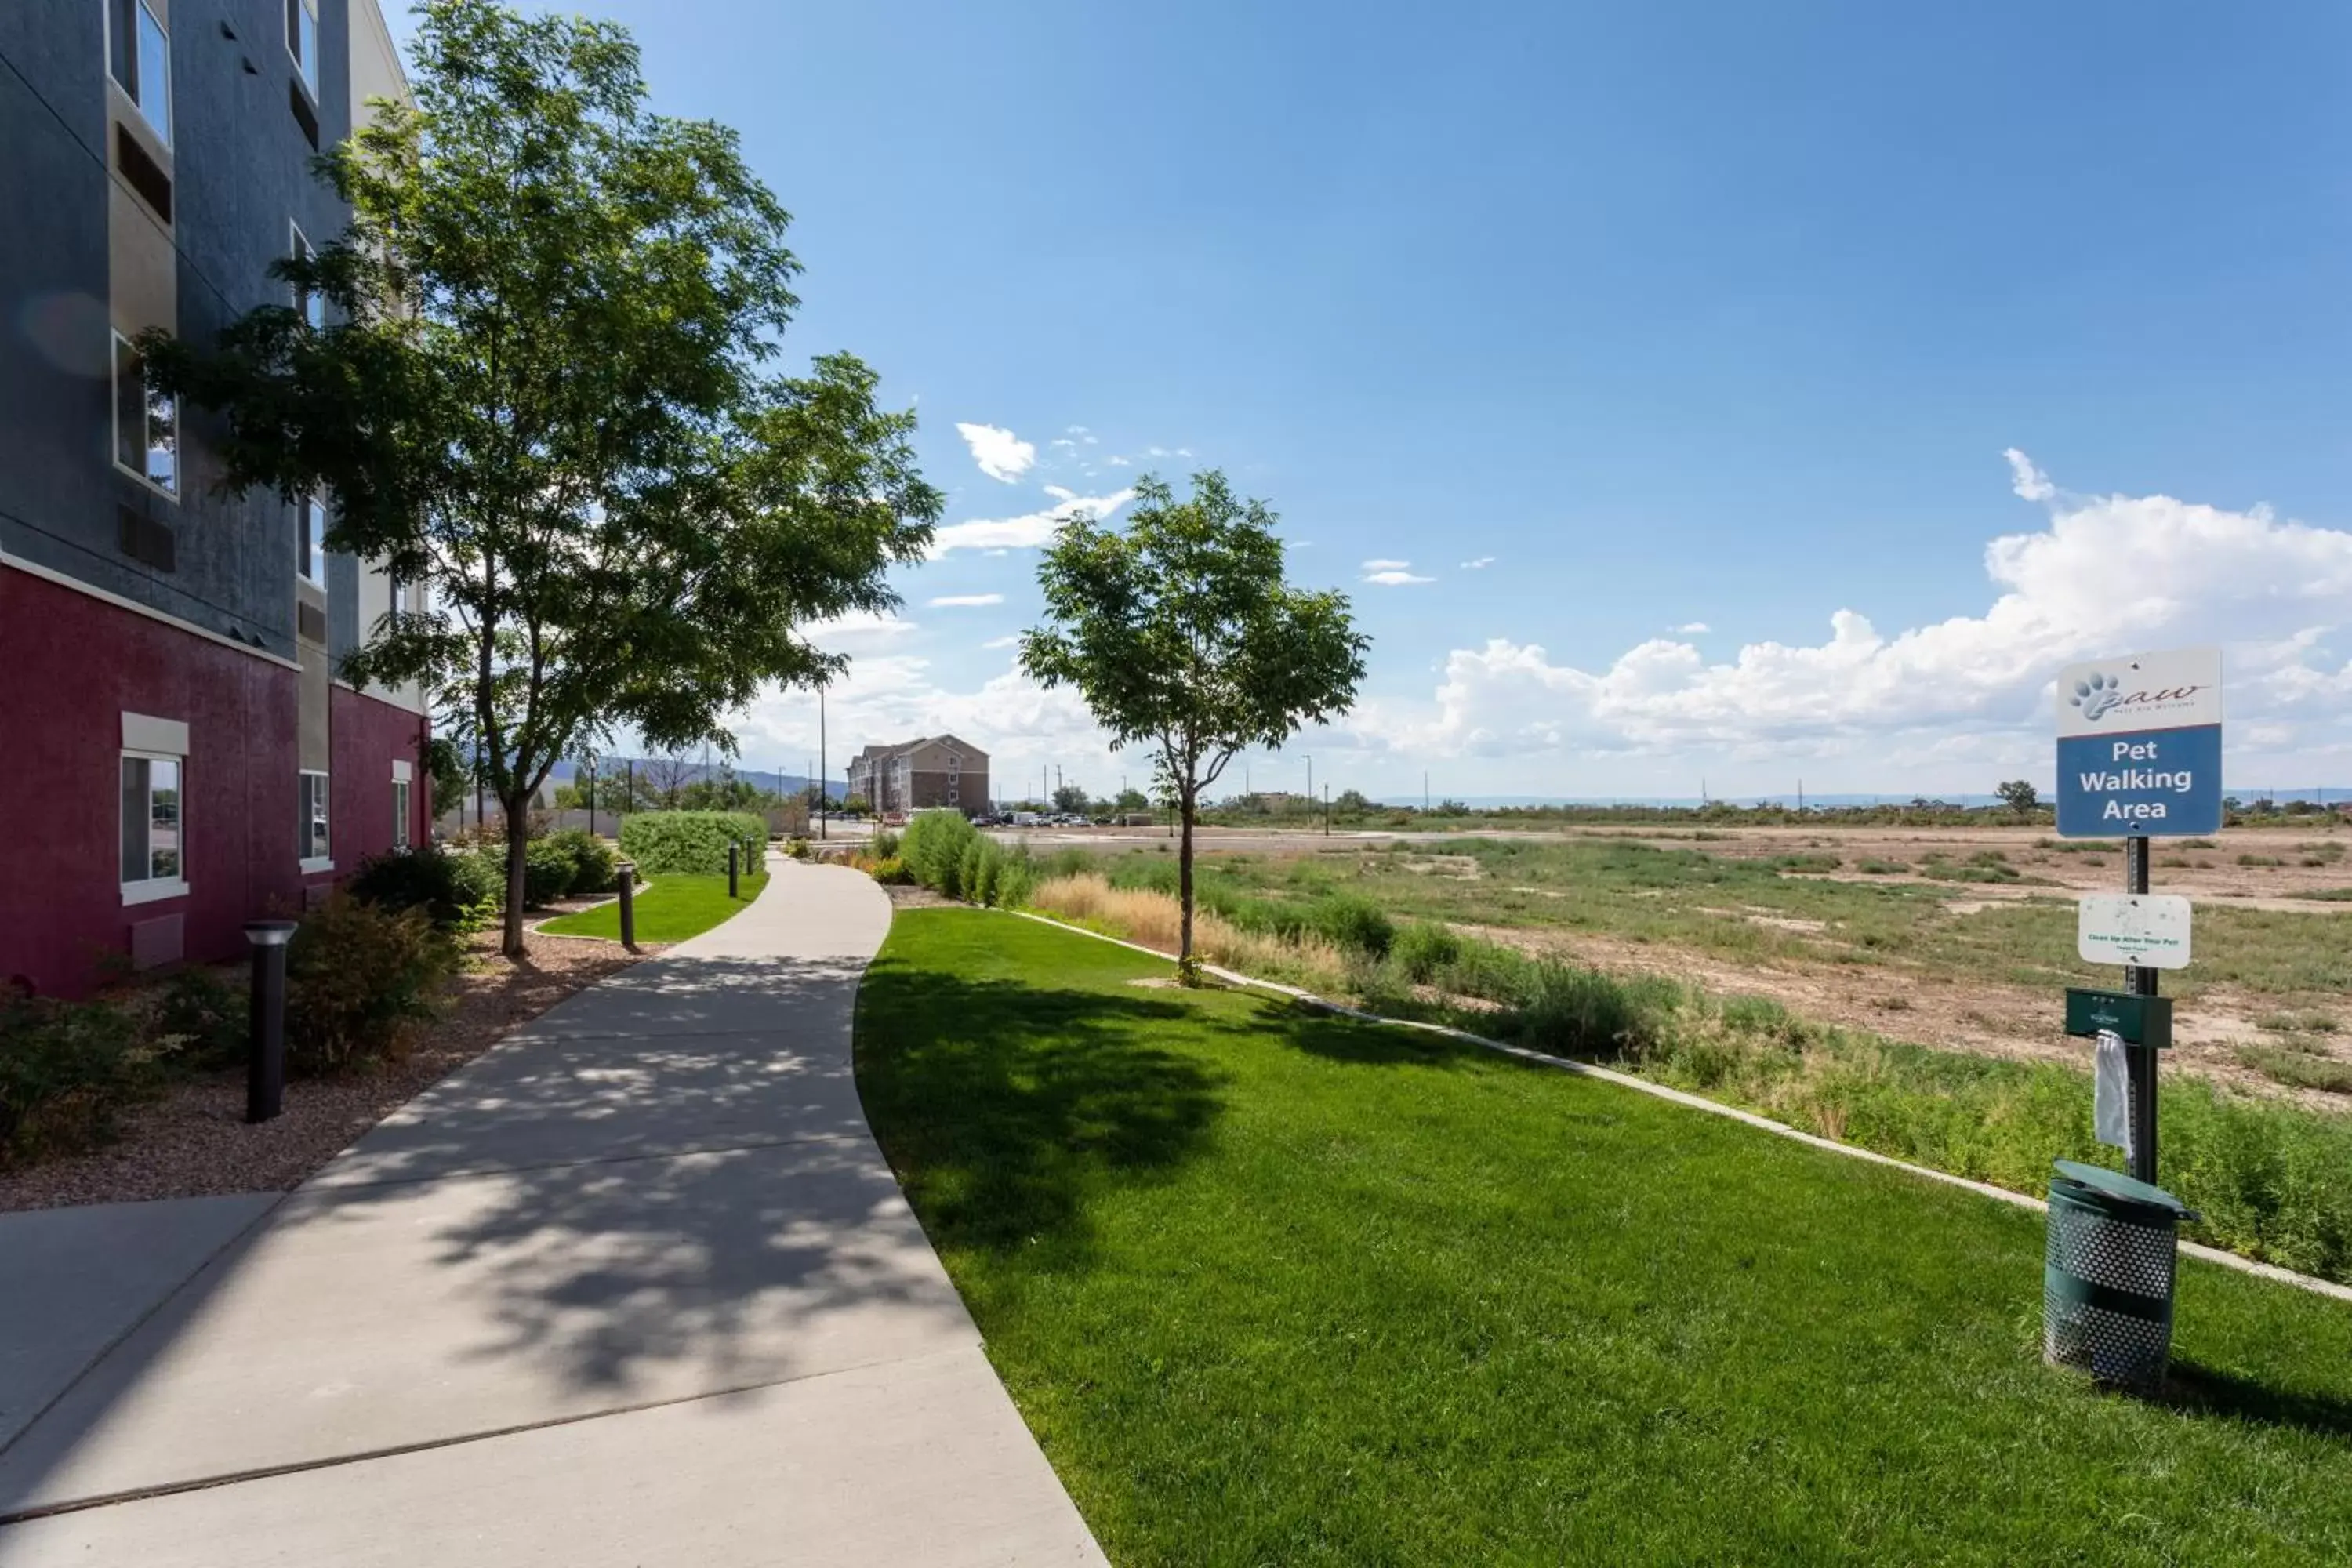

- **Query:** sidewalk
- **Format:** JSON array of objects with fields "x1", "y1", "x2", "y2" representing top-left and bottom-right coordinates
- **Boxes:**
[{"x1": 0, "y1": 860, "x2": 1105, "y2": 1566}]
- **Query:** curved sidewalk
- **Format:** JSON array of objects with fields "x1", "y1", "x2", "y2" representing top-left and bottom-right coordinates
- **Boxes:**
[{"x1": 0, "y1": 860, "x2": 1105, "y2": 1566}]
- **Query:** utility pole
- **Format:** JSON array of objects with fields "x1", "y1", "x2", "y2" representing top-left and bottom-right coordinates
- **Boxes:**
[
  {"x1": 1305, "y1": 755, "x2": 1313, "y2": 821},
  {"x1": 818, "y1": 681, "x2": 828, "y2": 840}
]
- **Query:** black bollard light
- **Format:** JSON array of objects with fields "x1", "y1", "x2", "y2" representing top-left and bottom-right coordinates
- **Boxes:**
[
  {"x1": 616, "y1": 860, "x2": 637, "y2": 952},
  {"x1": 243, "y1": 920, "x2": 297, "y2": 1123},
  {"x1": 728, "y1": 840, "x2": 739, "y2": 899}
]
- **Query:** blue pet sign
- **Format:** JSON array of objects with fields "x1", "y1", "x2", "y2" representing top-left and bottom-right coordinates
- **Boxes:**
[{"x1": 2054, "y1": 648, "x2": 2223, "y2": 837}]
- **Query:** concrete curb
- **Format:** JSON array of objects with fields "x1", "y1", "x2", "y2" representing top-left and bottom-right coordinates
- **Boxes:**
[{"x1": 1004, "y1": 908, "x2": 2352, "y2": 1308}]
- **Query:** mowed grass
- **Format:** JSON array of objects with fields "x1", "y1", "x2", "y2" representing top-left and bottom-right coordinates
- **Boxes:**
[
  {"x1": 535, "y1": 869, "x2": 768, "y2": 942},
  {"x1": 855, "y1": 910, "x2": 2352, "y2": 1566}
]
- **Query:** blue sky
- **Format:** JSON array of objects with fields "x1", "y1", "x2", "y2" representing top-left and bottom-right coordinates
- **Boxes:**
[{"x1": 390, "y1": 2, "x2": 2352, "y2": 800}]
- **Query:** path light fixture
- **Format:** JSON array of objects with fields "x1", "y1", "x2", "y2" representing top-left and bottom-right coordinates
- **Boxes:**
[
  {"x1": 243, "y1": 920, "x2": 297, "y2": 1123},
  {"x1": 616, "y1": 861, "x2": 638, "y2": 952}
]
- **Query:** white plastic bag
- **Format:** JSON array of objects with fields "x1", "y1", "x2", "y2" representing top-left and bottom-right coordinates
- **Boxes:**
[{"x1": 2093, "y1": 1029, "x2": 2132, "y2": 1158}]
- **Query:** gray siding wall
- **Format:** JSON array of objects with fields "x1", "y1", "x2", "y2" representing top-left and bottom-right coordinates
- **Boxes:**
[{"x1": 0, "y1": 0, "x2": 355, "y2": 664}]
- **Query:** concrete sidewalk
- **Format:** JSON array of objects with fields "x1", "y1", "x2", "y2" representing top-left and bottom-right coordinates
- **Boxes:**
[{"x1": 0, "y1": 860, "x2": 1106, "y2": 1566}]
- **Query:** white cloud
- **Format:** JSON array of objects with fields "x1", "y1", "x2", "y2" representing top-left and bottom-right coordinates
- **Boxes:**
[
  {"x1": 955, "y1": 423, "x2": 1036, "y2": 484},
  {"x1": 981, "y1": 634, "x2": 1020, "y2": 650},
  {"x1": 1340, "y1": 452, "x2": 2352, "y2": 788},
  {"x1": 1675, "y1": 621, "x2": 1711, "y2": 634},
  {"x1": 804, "y1": 611, "x2": 918, "y2": 649},
  {"x1": 2005, "y1": 448, "x2": 2055, "y2": 503},
  {"x1": 927, "y1": 593, "x2": 1004, "y2": 608},
  {"x1": 1362, "y1": 557, "x2": 1411, "y2": 571},
  {"x1": 1107, "y1": 455, "x2": 1131, "y2": 466},
  {"x1": 1461, "y1": 557, "x2": 1495, "y2": 570},
  {"x1": 1364, "y1": 568, "x2": 1436, "y2": 586},
  {"x1": 927, "y1": 488, "x2": 1136, "y2": 557}
]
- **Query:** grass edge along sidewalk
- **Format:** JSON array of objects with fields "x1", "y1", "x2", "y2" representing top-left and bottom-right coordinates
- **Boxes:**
[
  {"x1": 856, "y1": 909, "x2": 2352, "y2": 1566},
  {"x1": 537, "y1": 869, "x2": 769, "y2": 944},
  {"x1": 1010, "y1": 909, "x2": 2352, "y2": 1308}
]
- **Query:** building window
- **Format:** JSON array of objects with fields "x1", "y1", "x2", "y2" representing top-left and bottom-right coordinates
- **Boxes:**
[
  {"x1": 299, "y1": 770, "x2": 330, "y2": 865},
  {"x1": 107, "y1": 0, "x2": 172, "y2": 148},
  {"x1": 299, "y1": 495, "x2": 328, "y2": 585},
  {"x1": 291, "y1": 223, "x2": 323, "y2": 329},
  {"x1": 112, "y1": 333, "x2": 178, "y2": 497},
  {"x1": 287, "y1": 0, "x2": 318, "y2": 96},
  {"x1": 392, "y1": 777, "x2": 412, "y2": 849},
  {"x1": 122, "y1": 751, "x2": 185, "y2": 902}
]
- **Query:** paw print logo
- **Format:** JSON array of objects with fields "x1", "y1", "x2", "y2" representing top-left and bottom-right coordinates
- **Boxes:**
[{"x1": 2071, "y1": 671, "x2": 2123, "y2": 723}]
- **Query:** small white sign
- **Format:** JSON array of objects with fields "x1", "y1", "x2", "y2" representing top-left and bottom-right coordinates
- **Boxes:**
[{"x1": 2078, "y1": 894, "x2": 2192, "y2": 969}]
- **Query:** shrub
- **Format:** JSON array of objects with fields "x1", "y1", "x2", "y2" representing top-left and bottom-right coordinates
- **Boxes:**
[
  {"x1": 350, "y1": 844, "x2": 500, "y2": 932},
  {"x1": 870, "y1": 828, "x2": 902, "y2": 860},
  {"x1": 961, "y1": 838, "x2": 997, "y2": 907},
  {"x1": 517, "y1": 840, "x2": 579, "y2": 907},
  {"x1": 154, "y1": 964, "x2": 248, "y2": 1069},
  {"x1": 542, "y1": 828, "x2": 618, "y2": 895},
  {"x1": 1305, "y1": 894, "x2": 1394, "y2": 960},
  {"x1": 285, "y1": 895, "x2": 461, "y2": 1074},
  {"x1": 0, "y1": 992, "x2": 151, "y2": 1165},
  {"x1": 1390, "y1": 921, "x2": 1463, "y2": 984},
  {"x1": 900, "y1": 811, "x2": 982, "y2": 897},
  {"x1": 617, "y1": 811, "x2": 769, "y2": 876},
  {"x1": 867, "y1": 856, "x2": 913, "y2": 885}
]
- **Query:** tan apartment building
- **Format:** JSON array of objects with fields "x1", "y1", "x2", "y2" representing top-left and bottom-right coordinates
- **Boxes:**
[{"x1": 848, "y1": 735, "x2": 989, "y2": 818}]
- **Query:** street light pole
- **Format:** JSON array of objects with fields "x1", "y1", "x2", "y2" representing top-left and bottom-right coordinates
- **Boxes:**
[{"x1": 818, "y1": 682, "x2": 828, "y2": 840}]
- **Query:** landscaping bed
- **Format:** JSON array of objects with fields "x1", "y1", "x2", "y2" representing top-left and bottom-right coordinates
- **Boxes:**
[
  {"x1": 855, "y1": 909, "x2": 2352, "y2": 1565},
  {"x1": 0, "y1": 929, "x2": 646, "y2": 1211}
]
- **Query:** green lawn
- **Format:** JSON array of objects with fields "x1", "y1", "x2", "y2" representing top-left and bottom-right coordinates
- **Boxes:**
[
  {"x1": 535, "y1": 869, "x2": 767, "y2": 943},
  {"x1": 855, "y1": 909, "x2": 2352, "y2": 1566}
]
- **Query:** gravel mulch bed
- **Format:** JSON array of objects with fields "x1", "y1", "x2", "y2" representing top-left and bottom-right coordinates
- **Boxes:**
[
  {"x1": 0, "y1": 930, "x2": 658, "y2": 1214},
  {"x1": 882, "y1": 883, "x2": 956, "y2": 909}
]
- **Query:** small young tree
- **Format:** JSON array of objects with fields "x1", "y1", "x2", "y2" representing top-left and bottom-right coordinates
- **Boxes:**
[
  {"x1": 1995, "y1": 779, "x2": 2040, "y2": 818},
  {"x1": 1022, "y1": 471, "x2": 1368, "y2": 978},
  {"x1": 146, "y1": 1, "x2": 939, "y2": 955}
]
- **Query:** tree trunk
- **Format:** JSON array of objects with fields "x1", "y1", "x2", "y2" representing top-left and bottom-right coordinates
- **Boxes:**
[
  {"x1": 1177, "y1": 786, "x2": 1198, "y2": 982},
  {"x1": 502, "y1": 795, "x2": 532, "y2": 958}
]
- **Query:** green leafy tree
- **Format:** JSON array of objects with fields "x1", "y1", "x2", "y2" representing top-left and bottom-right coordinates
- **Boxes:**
[
  {"x1": 1994, "y1": 779, "x2": 2039, "y2": 818},
  {"x1": 1051, "y1": 783, "x2": 1092, "y2": 815},
  {"x1": 145, "y1": 1, "x2": 940, "y2": 954},
  {"x1": 1114, "y1": 787, "x2": 1149, "y2": 813},
  {"x1": 1022, "y1": 471, "x2": 1369, "y2": 977}
]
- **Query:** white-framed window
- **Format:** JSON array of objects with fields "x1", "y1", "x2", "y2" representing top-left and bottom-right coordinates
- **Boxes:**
[
  {"x1": 286, "y1": 0, "x2": 319, "y2": 96},
  {"x1": 392, "y1": 760, "x2": 413, "y2": 850},
  {"x1": 299, "y1": 494, "x2": 328, "y2": 585},
  {"x1": 112, "y1": 332, "x2": 178, "y2": 497},
  {"x1": 290, "y1": 222, "x2": 323, "y2": 329},
  {"x1": 106, "y1": 0, "x2": 172, "y2": 147},
  {"x1": 121, "y1": 750, "x2": 187, "y2": 903},
  {"x1": 299, "y1": 770, "x2": 331, "y2": 867}
]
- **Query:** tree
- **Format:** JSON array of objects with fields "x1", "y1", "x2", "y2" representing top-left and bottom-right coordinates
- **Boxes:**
[
  {"x1": 147, "y1": 1, "x2": 938, "y2": 953},
  {"x1": 422, "y1": 734, "x2": 470, "y2": 826},
  {"x1": 842, "y1": 793, "x2": 872, "y2": 818},
  {"x1": 1022, "y1": 471, "x2": 1368, "y2": 977},
  {"x1": 1995, "y1": 779, "x2": 2039, "y2": 818},
  {"x1": 1051, "y1": 783, "x2": 1091, "y2": 815},
  {"x1": 1114, "y1": 787, "x2": 1149, "y2": 813}
]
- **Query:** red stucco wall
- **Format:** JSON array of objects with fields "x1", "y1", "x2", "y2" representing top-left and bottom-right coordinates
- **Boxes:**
[
  {"x1": 331, "y1": 684, "x2": 430, "y2": 871},
  {"x1": 0, "y1": 567, "x2": 427, "y2": 997}
]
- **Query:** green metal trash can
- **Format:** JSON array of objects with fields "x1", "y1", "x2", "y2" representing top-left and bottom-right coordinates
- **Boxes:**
[{"x1": 2044, "y1": 1159, "x2": 2198, "y2": 1387}]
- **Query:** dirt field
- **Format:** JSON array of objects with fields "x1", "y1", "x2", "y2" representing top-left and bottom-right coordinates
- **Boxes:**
[{"x1": 1021, "y1": 820, "x2": 2352, "y2": 1109}]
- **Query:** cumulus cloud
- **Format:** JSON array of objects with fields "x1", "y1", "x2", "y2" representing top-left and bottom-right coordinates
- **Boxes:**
[
  {"x1": 2005, "y1": 448, "x2": 2055, "y2": 503},
  {"x1": 1675, "y1": 621, "x2": 1711, "y2": 634},
  {"x1": 927, "y1": 593, "x2": 1004, "y2": 608},
  {"x1": 1461, "y1": 556, "x2": 1495, "y2": 570},
  {"x1": 1364, "y1": 568, "x2": 1436, "y2": 586},
  {"x1": 956, "y1": 423, "x2": 1036, "y2": 484},
  {"x1": 1342, "y1": 452, "x2": 2352, "y2": 785},
  {"x1": 927, "y1": 488, "x2": 1135, "y2": 556}
]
